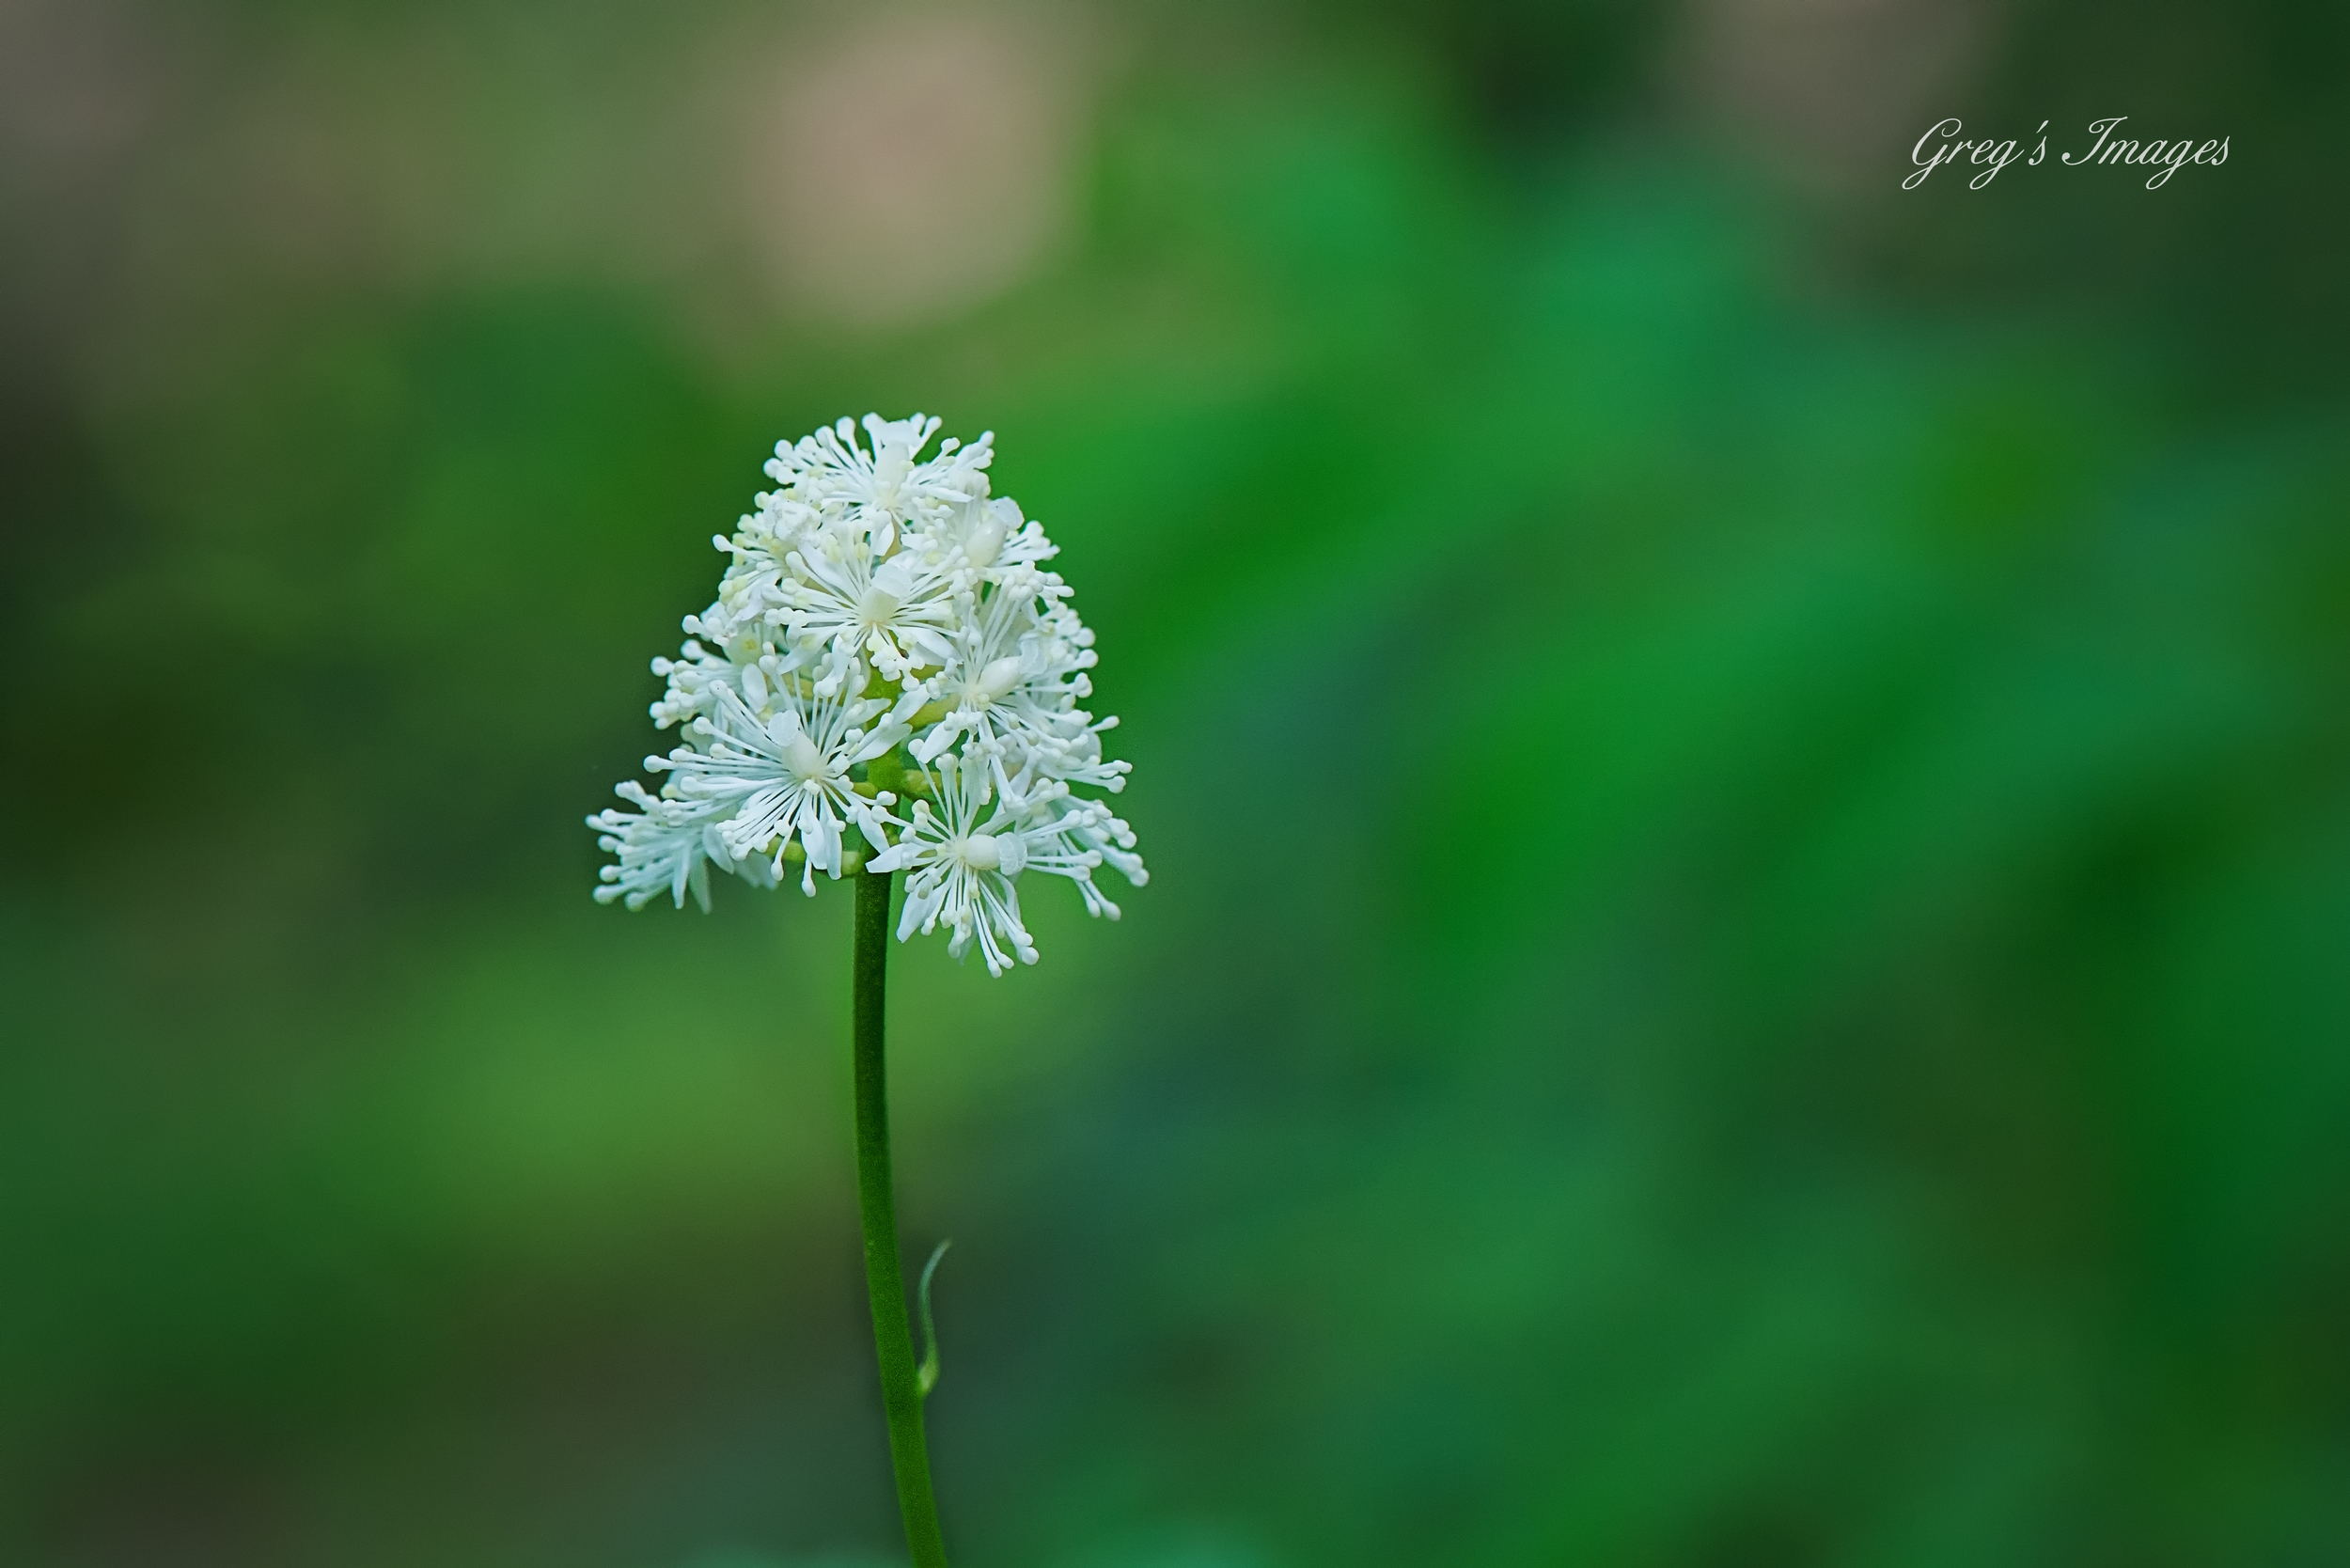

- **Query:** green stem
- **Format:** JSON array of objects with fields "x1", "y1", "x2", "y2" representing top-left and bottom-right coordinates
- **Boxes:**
[{"x1": 852, "y1": 867, "x2": 950, "y2": 1568}]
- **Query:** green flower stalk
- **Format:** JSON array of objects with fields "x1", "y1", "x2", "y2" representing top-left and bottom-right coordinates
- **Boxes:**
[{"x1": 853, "y1": 865, "x2": 947, "y2": 1565}]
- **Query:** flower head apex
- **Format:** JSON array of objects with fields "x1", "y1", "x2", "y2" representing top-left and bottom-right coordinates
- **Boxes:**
[
  {"x1": 589, "y1": 414, "x2": 1142, "y2": 972},
  {"x1": 763, "y1": 414, "x2": 994, "y2": 557}
]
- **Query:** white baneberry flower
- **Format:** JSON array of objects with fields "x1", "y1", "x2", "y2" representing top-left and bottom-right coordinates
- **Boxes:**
[
  {"x1": 1009, "y1": 774, "x2": 1147, "y2": 915},
  {"x1": 705, "y1": 492, "x2": 824, "y2": 642},
  {"x1": 776, "y1": 533, "x2": 963, "y2": 689},
  {"x1": 865, "y1": 758, "x2": 1020, "y2": 975},
  {"x1": 766, "y1": 415, "x2": 991, "y2": 555},
  {"x1": 648, "y1": 637, "x2": 742, "y2": 730},
  {"x1": 1018, "y1": 713, "x2": 1132, "y2": 795},
  {"x1": 911, "y1": 567, "x2": 1089, "y2": 767},
  {"x1": 650, "y1": 637, "x2": 825, "y2": 732},
  {"x1": 651, "y1": 681, "x2": 914, "y2": 895},
  {"x1": 915, "y1": 489, "x2": 1061, "y2": 584},
  {"x1": 588, "y1": 781, "x2": 776, "y2": 911},
  {"x1": 867, "y1": 759, "x2": 1132, "y2": 975},
  {"x1": 590, "y1": 413, "x2": 1144, "y2": 966}
]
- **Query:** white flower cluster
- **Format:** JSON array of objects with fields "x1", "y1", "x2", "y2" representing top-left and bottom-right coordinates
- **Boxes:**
[{"x1": 588, "y1": 415, "x2": 1144, "y2": 975}]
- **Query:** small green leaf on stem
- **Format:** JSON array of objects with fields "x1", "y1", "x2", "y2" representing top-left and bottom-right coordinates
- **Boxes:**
[{"x1": 916, "y1": 1240, "x2": 951, "y2": 1399}]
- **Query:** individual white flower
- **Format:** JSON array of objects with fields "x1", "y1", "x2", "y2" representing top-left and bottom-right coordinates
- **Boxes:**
[
  {"x1": 586, "y1": 782, "x2": 774, "y2": 911},
  {"x1": 913, "y1": 489, "x2": 1061, "y2": 584},
  {"x1": 654, "y1": 639, "x2": 833, "y2": 732},
  {"x1": 866, "y1": 757, "x2": 1042, "y2": 976},
  {"x1": 869, "y1": 757, "x2": 1139, "y2": 974},
  {"x1": 707, "y1": 492, "x2": 825, "y2": 638},
  {"x1": 911, "y1": 570, "x2": 1101, "y2": 776},
  {"x1": 765, "y1": 415, "x2": 992, "y2": 555},
  {"x1": 648, "y1": 637, "x2": 743, "y2": 729},
  {"x1": 1015, "y1": 778, "x2": 1147, "y2": 910},
  {"x1": 651, "y1": 682, "x2": 915, "y2": 894},
  {"x1": 776, "y1": 532, "x2": 964, "y2": 689},
  {"x1": 1017, "y1": 713, "x2": 1133, "y2": 794},
  {"x1": 673, "y1": 568, "x2": 806, "y2": 676}
]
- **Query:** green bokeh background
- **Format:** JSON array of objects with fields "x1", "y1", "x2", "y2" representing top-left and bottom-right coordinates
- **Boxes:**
[{"x1": 5, "y1": 2, "x2": 2347, "y2": 1564}]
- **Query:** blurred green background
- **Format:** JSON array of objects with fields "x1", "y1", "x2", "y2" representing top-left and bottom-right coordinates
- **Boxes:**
[{"x1": 4, "y1": 1, "x2": 2347, "y2": 1564}]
